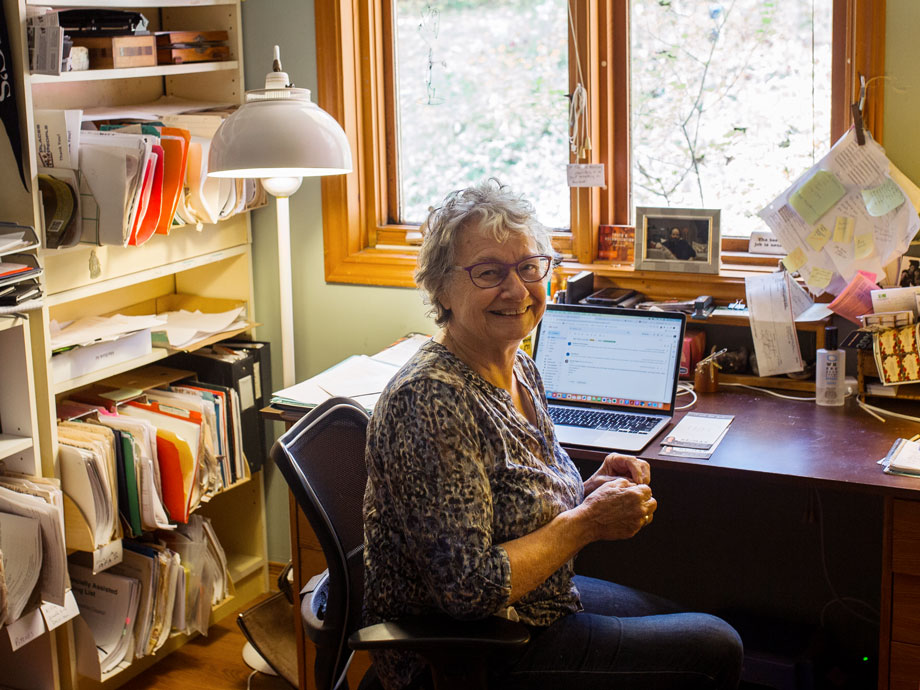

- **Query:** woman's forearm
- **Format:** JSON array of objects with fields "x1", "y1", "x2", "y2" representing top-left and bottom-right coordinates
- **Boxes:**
[{"x1": 501, "y1": 506, "x2": 594, "y2": 604}]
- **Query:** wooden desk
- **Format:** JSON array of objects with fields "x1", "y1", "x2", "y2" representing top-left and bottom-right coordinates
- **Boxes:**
[{"x1": 268, "y1": 389, "x2": 920, "y2": 690}]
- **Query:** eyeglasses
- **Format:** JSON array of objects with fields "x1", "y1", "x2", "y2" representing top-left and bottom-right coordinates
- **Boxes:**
[{"x1": 458, "y1": 254, "x2": 553, "y2": 289}]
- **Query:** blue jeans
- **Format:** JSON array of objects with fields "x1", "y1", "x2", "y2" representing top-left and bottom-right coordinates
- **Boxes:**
[{"x1": 491, "y1": 575, "x2": 744, "y2": 689}]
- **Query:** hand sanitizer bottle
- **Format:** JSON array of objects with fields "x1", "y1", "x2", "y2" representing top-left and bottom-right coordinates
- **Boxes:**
[{"x1": 816, "y1": 326, "x2": 846, "y2": 406}]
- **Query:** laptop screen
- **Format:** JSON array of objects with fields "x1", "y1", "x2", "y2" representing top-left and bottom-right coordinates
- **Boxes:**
[{"x1": 533, "y1": 305, "x2": 685, "y2": 413}]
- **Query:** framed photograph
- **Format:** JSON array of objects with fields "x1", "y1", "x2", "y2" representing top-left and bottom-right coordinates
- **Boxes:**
[{"x1": 634, "y1": 207, "x2": 720, "y2": 274}]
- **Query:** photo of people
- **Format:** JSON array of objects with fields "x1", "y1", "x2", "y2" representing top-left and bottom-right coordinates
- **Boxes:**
[{"x1": 644, "y1": 218, "x2": 711, "y2": 262}]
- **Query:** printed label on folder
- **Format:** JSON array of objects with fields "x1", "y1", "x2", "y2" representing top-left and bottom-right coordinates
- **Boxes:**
[
  {"x1": 782, "y1": 247, "x2": 807, "y2": 272},
  {"x1": 806, "y1": 224, "x2": 832, "y2": 252}
]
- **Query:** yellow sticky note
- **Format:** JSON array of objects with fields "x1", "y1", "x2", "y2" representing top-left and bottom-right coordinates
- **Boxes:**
[
  {"x1": 782, "y1": 247, "x2": 807, "y2": 272},
  {"x1": 806, "y1": 267, "x2": 834, "y2": 290},
  {"x1": 789, "y1": 170, "x2": 846, "y2": 225},
  {"x1": 806, "y1": 224, "x2": 832, "y2": 252},
  {"x1": 833, "y1": 216, "x2": 854, "y2": 244},
  {"x1": 854, "y1": 232, "x2": 875, "y2": 259}
]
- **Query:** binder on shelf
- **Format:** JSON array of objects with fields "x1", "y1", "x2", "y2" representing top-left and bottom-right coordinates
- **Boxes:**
[
  {"x1": 162, "y1": 345, "x2": 265, "y2": 472},
  {"x1": 219, "y1": 340, "x2": 272, "y2": 469}
]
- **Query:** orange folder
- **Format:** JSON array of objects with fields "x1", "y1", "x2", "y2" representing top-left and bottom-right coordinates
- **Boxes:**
[{"x1": 155, "y1": 127, "x2": 190, "y2": 235}]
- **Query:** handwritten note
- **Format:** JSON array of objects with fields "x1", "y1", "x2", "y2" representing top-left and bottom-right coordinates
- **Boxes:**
[
  {"x1": 862, "y1": 177, "x2": 905, "y2": 217},
  {"x1": 566, "y1": 164, "x2": 606, "y2": 188},
  {"x1": 806, "y1": 267, "x2": 834, "y2": 291},
  {"x1": 806, "y1": 223, "x2": 832, "y2": 252},
  {"x1": 855, "y1": 232, "x2": 876, "y2": 259},
  {"x1": 782, "y1": 247, "x2": 807, "y2": 272},
  {"x1": 790, "y1": 170, "x2": 846, "y2": 225},
  {"x1": 833, "y1": 216, "x2": 855, "y2": 244}
]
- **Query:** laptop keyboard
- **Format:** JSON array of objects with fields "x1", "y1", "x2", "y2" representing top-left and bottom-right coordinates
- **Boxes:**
[{"x1": 549, "y1": 406, "x2": 661, "y2": 434}]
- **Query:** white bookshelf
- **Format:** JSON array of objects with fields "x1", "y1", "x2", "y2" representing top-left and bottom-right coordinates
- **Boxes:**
[{"x1": 29, "y1": 61, "x2": 240, "y2": 84}]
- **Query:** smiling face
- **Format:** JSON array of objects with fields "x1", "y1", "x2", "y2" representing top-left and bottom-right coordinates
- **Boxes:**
[{"x1": 439, "y1": 225, "x2": 547, "y2": 354}]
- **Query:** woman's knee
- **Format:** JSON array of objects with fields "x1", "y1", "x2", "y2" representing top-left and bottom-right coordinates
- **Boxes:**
[{"x1": 685, "y1": 614, "x2": 744, "y2": 688}]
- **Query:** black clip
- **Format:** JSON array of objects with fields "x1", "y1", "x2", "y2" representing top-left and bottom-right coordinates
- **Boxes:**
[{"x1": 852, "y1": 74, "x2": 867, "y2": 146}]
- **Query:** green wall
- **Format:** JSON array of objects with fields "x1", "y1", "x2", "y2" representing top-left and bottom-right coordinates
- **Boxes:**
[{"x1": 242, "y1": 0, "x2": 920, "y2": 562}]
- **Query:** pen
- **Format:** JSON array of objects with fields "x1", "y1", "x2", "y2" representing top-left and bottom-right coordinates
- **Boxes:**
[{"x1": 698, "y1": 348, "x2": 728, "y2": 367}]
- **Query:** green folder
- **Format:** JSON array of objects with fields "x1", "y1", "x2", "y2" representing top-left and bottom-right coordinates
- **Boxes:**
[{"x1": 121, "y1": 432, "x2": 143, "y2": 537}]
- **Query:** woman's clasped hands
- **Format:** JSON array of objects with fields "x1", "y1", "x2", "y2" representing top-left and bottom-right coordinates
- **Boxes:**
[{"x1": 580, "y1": 453, "x2": 657, "y2": 541}]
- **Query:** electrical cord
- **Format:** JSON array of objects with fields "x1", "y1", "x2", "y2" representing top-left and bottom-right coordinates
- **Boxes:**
[
  {"x1": 858, "y1": 397, "x2": 920, "y2": 424},
  {"x1": 675, "y1": 382, "x2": 697, "y2": 410},
  {"x1": 721, "y1": 382, "x2": 816, "y2": 401}
]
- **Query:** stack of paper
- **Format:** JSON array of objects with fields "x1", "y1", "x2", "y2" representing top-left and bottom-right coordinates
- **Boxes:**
[
  {"x1": 660, "y1": 412, "x2": 734, "y2": 459},
  {"x1": 0, "y1": 512, "x2": 42, "y2": 625},
  {"x1": 880, "y1": 437, "x2": 920, "y2": 476},
  {"x1": 70, "y1": 563, "x2": 141, "y2": 673},
  {"x1": 0, "y1": 481, "x2": 67, "y2": 609},
  {"x1": 152, "y1": 307, "x2": 247, "y2": 349},
  {"x1": 272, "y1": 334, "x2": 430, "y2": 411}
]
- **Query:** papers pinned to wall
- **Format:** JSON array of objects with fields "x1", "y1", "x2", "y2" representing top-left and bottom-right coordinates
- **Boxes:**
[{"x1": 759, "y1": 128, "x2": 920, "y2": 296}]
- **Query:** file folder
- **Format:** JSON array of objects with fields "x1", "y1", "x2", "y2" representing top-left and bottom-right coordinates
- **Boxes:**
[{"x1": 163, "y1": 348, "x2": 265, "y2": 472}]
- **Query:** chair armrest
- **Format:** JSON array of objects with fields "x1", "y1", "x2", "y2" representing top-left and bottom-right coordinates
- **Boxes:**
[{"x1": 348, "y1": 614, "x2": 530, "y2": 653}]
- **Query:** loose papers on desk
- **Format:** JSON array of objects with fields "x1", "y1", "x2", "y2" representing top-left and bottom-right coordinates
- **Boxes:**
[
  {"x1": 745, "y1": 272, "x2": 815, "y2": 377},
  {"x1": 880, "y1": 437, "x2": 920, "y2": 477},
  {"x1": 660, "y1": 412, "x2": 733, "y2": 459},
  {"x1": 759, "y1": 128, "x2": 920, "y2": 295},
  {"x1": 272, "y1": 334, "x2": 430, "y2": 411}
]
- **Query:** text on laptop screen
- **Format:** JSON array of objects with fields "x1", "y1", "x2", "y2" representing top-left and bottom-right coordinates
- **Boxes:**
[{"x1": 534, "y1": 309, "x2": 682, "y2": 412}]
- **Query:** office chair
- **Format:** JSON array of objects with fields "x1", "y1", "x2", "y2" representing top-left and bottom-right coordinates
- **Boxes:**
[{"x1": 270, "y1": 396, "x2": 530, "y2": 690}]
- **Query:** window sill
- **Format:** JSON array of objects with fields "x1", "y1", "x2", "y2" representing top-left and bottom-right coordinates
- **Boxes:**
[{"x1": 324, "y1": 242, "x2": 775, "y2": 303}]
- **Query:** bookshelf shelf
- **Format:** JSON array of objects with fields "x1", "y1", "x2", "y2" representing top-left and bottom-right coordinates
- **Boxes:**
[
  {"x1": 29, "y1": 61, "x2": 239, "y2": 84},
  {"x1": 228, "y1": 553, "x2": 264, "y2": 583},
  {"x1": 0, "y1": 434, "x2": 34, "y2": 461},
  {"x1": 53, "y1": 349, "x2": 170, "y2": 395}
]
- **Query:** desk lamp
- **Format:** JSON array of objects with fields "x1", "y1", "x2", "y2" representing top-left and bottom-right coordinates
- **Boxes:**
[{"x1": 209, "y1": 46, "x2": 352, "y2": 387}]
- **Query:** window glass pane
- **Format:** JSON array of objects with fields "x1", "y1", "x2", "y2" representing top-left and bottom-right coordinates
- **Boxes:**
[
  {"x1": 631, "y1": 0, "x2": 833, "y2": 236},
  {"x1": 394, "y1": 0, "x2": 569, "y2": 228}
]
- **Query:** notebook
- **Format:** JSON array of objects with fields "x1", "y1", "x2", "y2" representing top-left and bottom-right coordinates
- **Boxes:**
[{"x1": 532, "y1": 304, "x2": 686, "y2": 452}]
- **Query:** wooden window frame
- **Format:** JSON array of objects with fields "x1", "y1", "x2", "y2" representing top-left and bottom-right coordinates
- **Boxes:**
[{"x1": 315, "y1": 0, "x2": 885, "y2": 296}]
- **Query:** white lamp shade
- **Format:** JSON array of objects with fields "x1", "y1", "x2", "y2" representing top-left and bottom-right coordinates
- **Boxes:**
[{"x1": 208, "y1": 97, "x2": 352, "y2": 178}]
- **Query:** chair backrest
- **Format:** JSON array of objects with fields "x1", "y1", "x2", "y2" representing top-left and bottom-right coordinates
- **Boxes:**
[{"x1": 271, "y1": 397, "x2": 371, "y2": 690}]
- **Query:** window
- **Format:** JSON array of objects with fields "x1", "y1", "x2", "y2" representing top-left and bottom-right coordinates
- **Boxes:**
[{"x1": 315, "y1": 0, "x2": 885, "y2": 288}]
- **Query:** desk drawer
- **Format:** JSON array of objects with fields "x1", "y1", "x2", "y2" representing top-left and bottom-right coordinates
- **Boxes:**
[
  {"x1": 893, "y1": 500, "x2": 920, "y2": 575},
  {"x1": 893, "y1": 573, "x2": 920, "y2": 645},
  {"x1": 891, "y1": 642, "x2": 920, "y2": 690}
]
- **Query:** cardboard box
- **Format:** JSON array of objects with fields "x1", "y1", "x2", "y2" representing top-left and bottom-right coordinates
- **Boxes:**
[
  {"x1": 71, "y1": 35, "x2": 156, "y2": 69},
  {"x1": 52, "y1": 328, "x2": 152, "y2": 382},
  {"x1": 680, "y1": 329, "x2": 706, "y2": 379}
]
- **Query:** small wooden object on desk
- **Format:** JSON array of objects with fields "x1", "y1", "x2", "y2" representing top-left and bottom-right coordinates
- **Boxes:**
[
  {"x1": 694, "y1": 348, "x2": 726, "y2": 393},
  {"x1": 71, "y1": 35, "x2": 157, "y2": 69}
]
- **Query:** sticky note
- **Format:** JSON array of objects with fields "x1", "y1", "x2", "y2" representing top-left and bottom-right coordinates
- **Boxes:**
[
  {"x1": 782, "y1": 247, "x2": 807, "y2": 272},
  {"x1": 861, "y1": 177, "x2": 905, "y2": 217},
  {"x1": 806, "y1": 267, "x2": 834, "y2": 290},
  {"x1": 789, "y1": 170, "x2": 846, "y2": 226},
  {"x1": 806, "y1": 224, "x2": 832, "y2": 252},
  {"x1": 854, "y1": 232, "x2": 876, "y2": 259},
  {"x1": 833, "y1": 216, "x2": 854, "y2": 244}
]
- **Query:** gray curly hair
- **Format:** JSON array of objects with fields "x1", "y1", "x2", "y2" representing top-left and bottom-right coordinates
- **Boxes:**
[{"x1": 414, "y1": 179, "x2": 551, "y2": 327}]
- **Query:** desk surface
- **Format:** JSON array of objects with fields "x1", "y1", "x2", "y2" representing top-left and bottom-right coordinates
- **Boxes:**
[
  {"x1": 569, "y1": 388, "x2": 920, "y2": 499},
  {"x1": 265, "y1": 387, "x2": 920, "y2": 499}
]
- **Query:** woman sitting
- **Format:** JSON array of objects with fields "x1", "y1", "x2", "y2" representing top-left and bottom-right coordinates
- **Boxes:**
[{"x1": 363, "y1": 179, "x2": 743, "y2": 690}]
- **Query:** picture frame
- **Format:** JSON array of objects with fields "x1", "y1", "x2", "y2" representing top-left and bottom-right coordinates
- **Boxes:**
[{"x1": 634, "y1": 207, "x2": 721, "y2": 275}]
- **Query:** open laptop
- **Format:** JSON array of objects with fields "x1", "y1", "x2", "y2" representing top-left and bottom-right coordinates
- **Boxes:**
[{"x1": 532, "y1": 304, "x2": 686, "y2": 452}]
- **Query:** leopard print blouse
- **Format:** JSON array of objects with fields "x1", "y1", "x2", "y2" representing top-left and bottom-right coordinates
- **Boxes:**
[{"x1": 363, "y1": 340, "x2": 584, "y2": 689}]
